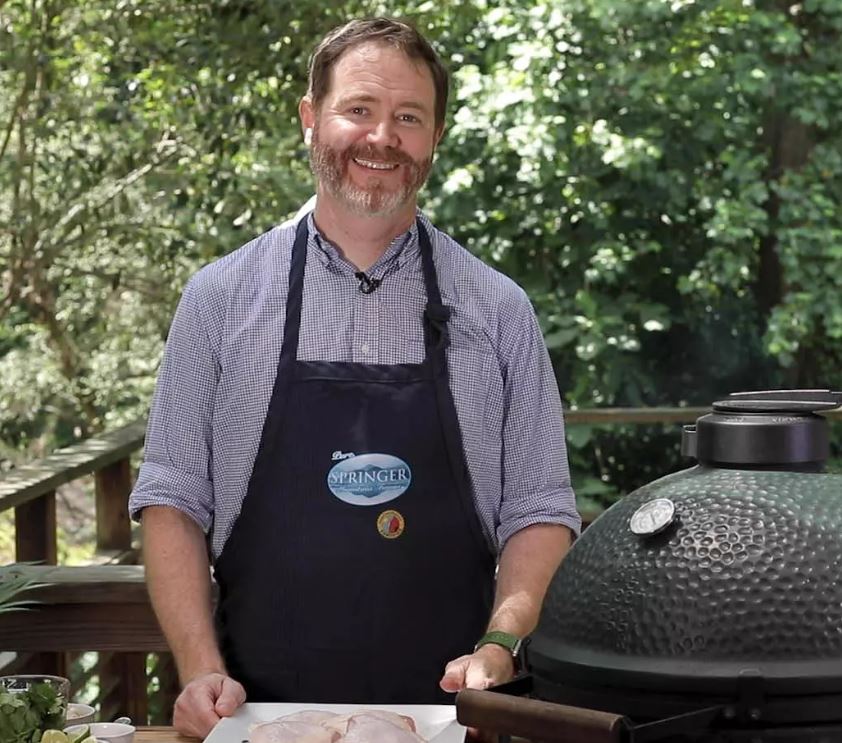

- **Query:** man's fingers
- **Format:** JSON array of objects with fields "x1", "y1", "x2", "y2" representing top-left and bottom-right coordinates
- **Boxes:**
[
  {"x1": 175, "y1": 706, "x2": 220, "y2": 739},
  {"x1": 174, "y1": 680, "x2": 222, "y2": 738},
  {"x1": 439, "y1": 668, "x2": 464, "y2": 692},
  {"x1": 172, "y1": 672, "x2": 246, "y2": 737},
  {"x1": 464, "y1": 661, "x2": 495, "y2": 691},
  {"x1": 466, "y1": 727, "x2": 497, "y2": 743},
  {"x1": 215, "y1": 676, "x2": 247, "y2": 716},
  {"x1": 439, "y1": 655, "x2": 471, "y2": 692}
]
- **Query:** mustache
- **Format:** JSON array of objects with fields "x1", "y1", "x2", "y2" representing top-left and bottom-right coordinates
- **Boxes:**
[{"x1": 342, "y1": 144, "x2": 416, "y2": 167}]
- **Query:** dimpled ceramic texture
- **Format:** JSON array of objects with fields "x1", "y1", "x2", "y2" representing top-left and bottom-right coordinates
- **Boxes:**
[{"x1": 539, "y1": 466, "x2": 842, "y2": 659}]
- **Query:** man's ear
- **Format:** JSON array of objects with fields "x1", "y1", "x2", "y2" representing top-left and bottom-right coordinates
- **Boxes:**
[
  {"x1": 433, "y1": 122, "x2": 447, "y2": 149},
  {"x1": 299, "y1": 97, "x2": 316, "y2": 135}
]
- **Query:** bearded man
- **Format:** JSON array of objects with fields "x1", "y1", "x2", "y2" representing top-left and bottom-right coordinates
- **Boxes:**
[{"x1": 129, "y1": 17, "x2": 580, "y2": 738}]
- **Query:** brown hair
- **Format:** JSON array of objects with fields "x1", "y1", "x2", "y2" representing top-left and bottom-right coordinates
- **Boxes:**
[{"x1": 307, "y1": 17, "x2": 449, "y2": 131}]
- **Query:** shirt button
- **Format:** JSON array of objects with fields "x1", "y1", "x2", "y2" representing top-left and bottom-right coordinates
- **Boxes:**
[{"x1": 361, "y1": 343, "x2": 371, "y2": 356}]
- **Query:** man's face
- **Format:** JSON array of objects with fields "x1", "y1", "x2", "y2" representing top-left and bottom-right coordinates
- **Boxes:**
[{"x1": 302, "y1": 43, "x2": 442, "y2": 218}]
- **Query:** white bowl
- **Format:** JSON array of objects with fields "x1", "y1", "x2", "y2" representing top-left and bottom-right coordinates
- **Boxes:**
[
  {"x1": 65, "y1": 703, "x2": 96, "y2": 726},
  {"x1": 65, "y1": 722, "x2": 134, "y2": 743}
]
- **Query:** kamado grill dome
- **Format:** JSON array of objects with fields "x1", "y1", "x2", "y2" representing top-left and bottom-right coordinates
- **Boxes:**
[{"x1": 458, "y1": 390, "x2": 842, "y2": 743}]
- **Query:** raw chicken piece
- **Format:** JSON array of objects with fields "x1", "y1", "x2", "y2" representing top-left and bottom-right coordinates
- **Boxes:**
[
  {"x1": 341, "y1": 717, "x2": 427, "y2": 743},
  {"x1": 353, "y1": 710, "x2": 417, "y2": 732},
  {"x1": 323, "y1": 710, "x2": 416, "y2": 735},
  {"x1": 250, "y1": 720, "x2": 340, "y2": 743},
  {"x1": 280, "y1": 711, "x2": 342, "y2": 725}
]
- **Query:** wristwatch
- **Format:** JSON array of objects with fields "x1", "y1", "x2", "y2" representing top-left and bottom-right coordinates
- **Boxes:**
[{"x1": 474, "y1": 630, "x2": 525, "y2": 671}]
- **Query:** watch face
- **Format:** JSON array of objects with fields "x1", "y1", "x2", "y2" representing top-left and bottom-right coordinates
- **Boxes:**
[{"x1": 629, "y1": 498, "x2": 676, "y2": 536}]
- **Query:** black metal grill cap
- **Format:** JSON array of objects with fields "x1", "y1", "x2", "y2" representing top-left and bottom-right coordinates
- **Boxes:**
[{"x1": 681, "y1": 389, "x2": 842, "y2": 471}]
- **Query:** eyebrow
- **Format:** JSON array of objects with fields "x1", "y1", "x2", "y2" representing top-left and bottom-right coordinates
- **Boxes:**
[{"x1": 335, "y1": 93, "x2": 430, "y2": 113}]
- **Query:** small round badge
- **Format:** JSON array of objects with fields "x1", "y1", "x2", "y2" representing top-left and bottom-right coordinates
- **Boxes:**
[
  {"x1": 629, "y1": 498, "x2": 676, "y2": 536},
  {"x1": 377, "y1": 509, "x2": 405, "y2": 539}
]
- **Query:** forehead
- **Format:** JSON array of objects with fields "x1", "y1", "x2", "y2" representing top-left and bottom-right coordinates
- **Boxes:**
[{"x1": 325, "y1": 42, "x2": 436, "y2": 106}]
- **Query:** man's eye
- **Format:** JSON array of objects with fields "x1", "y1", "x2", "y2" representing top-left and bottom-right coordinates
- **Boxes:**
[
  {"x1": 399, "y1": 114, "x2": 420, "y2": 123},
  {"x1": 350, "y1": 107, "x2": 368, "y2": 116}
]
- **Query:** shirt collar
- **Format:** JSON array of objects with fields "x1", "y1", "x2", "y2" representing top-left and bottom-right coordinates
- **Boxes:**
[{"x1": 305, "y1": 211, "x2": 422, "y2": 274}]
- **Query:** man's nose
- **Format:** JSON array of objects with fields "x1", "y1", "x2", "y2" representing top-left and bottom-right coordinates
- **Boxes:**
[{"x1": 367, "y1": 119, "x2": 399, "y2": 148}]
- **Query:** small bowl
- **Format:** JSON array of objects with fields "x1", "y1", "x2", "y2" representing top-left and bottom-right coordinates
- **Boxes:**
[
  {"x1": 65, "y1": 722, "x2": 135, "y2": 743},
  {"x1": 65, "y1": 702, "x2": 96, "y2": 726}
]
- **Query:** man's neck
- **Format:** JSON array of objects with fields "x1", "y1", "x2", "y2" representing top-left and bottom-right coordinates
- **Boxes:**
[{"x1": 312, "y1": 190, "x2": 416, "y2": 272}]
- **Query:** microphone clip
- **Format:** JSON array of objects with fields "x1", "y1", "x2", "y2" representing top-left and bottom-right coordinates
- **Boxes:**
[{"x1": 355, "y1": 271, "x2": 382, "y2": 294}]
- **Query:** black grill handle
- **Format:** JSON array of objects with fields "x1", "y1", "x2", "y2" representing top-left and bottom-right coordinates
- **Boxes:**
[{"x1": 456, "y1": 688, "x2": 629, "y2": 743}]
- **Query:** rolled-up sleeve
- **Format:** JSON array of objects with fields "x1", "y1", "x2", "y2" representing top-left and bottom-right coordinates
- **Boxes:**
[
  {"x1": 129, "y1": 275, "x2": 219, "y2": 532},
  {"x1": 496, "y1": 294, "x2": 581, "y2": 547}
]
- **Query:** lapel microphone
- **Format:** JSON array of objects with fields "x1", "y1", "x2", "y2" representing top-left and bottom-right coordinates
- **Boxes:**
[{"x1": 355, "y1": 271, "x2": 382, "y2": 294}]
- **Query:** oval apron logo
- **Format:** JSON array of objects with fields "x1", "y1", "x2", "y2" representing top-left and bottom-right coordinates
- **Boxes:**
[{"x1": 327, "y1": 453, "x2": 412, "y2": 506}]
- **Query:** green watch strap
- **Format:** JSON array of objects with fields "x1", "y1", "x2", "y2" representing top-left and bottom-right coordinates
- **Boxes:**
[{"x1": 474, "y1": 630, "x2": 523, "y2": 656}]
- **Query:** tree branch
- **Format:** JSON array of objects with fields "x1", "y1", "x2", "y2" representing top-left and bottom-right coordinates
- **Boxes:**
[
  {"x1": 0, "y1": 81, "x2": 29, "y2": 162},
  {"x1": 33, "y1": 134, "x2": 183, "y2": 257},
  {"x1": 50, "y1": 265, "x2": 171, "y2": 299},
  {"x1": 0, "y1": 1, "x2": 37, "y2": 161}
]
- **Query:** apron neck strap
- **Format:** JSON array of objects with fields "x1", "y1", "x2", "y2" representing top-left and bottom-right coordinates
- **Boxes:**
[
  {"x1": 280, "y1": 216, "x2": 310, "y2": 364},
  {"x1": 417, "y1": 220, "x2": 441, "y2": 305},
  {"x1": 418, "y1": 220, "x2": 451, "y2": 355}
]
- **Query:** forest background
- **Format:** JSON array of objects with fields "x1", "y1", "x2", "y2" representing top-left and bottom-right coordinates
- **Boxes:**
[{"x1": 2, "y1": 0, "x2": 841, "y2": 561}]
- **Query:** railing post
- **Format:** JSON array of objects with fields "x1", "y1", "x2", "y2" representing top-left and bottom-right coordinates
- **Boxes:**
[
  {"x1": 15, "y1": 491, "x2": 57, "y2": 564},
  {"x1": 11, "y1": 507, "x2": 63, "y2": 686},
  {"x1": 95, "y1": 458, "x2": 132, "y2": 552},
  {"x1": 150, "y1": 652, "x2": 180, "y2": 724},
  {"x1": 16, "y1": 651, "x2": 68, "y2": 678},
  {"x1": 99, "y1": 651, "x2": 148, "y2": 724}
]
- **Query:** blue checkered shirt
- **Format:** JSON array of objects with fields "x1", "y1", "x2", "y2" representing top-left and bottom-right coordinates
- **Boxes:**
[{"x1": 129, "y1": 209, "x2": 580, "y2": 558}]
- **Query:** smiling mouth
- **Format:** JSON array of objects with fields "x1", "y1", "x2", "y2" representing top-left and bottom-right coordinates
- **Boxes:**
[{"x1": 353, "y1": 158, "x2": 400, "y2": 171}]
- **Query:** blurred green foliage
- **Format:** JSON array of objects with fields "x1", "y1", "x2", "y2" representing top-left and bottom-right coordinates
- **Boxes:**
[{"x1": 2, "y1": 0, "x2": 841, "y2": 507}]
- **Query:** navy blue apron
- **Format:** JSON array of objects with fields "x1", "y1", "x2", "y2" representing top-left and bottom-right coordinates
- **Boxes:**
[{"x1": 213, "y1": 217, "x2": 495, "y2": 703}]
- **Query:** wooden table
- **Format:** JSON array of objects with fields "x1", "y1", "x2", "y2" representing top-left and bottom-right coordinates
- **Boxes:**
[{"x1": 136, "y1": 728, "x2": 197, "y2": 743}]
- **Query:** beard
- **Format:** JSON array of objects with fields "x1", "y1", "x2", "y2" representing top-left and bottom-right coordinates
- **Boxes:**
[{"x1": 309, "y1": 127, "x2": 433, "y2": 217}]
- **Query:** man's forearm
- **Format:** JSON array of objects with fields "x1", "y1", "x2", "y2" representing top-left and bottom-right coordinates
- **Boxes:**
[
  {"x1": 487, "y1": 523, "x2": 573, "y2": 637},
  {"x1": 143, "y1": 505, "x2": 226, "y2": 684}
]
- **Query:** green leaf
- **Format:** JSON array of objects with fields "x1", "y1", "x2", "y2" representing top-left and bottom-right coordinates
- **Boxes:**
[
  {"x1": 566, "y1": 425, "x2": 593, "y2": 449},
  {"x1": 0, "y1": 567, "x2": 44, "y2": 614},
  {"x1": 544, "y1": 327, "x2": 579, "y2": 350}
]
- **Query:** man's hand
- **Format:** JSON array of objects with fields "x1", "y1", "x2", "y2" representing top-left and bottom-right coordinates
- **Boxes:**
[
  {"x1": 439, "y1": 643, "x2": 515, "y2": 693},
  {"x1": 173, "y1": 672, "x2": 246, "y2": 738},
  {"x1": 440, "y1": 646, "x2": 515, "y2": 743}
]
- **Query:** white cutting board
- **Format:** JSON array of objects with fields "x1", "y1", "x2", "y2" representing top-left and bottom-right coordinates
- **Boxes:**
[{"x1": 205, "y1": 703, "x2": 466, "y2": 743}]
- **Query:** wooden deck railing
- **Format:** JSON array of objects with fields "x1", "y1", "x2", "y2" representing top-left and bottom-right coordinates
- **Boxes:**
[
  {"x1": 0, "y1": 420, "x2": 172, "y2": 722},
  {"x1": 0, "y1": 564, "x2": 175, "y2": 723},
  {"x1": 0, "y1": 420, "x2": 146, "y2": 565},
  {"x1": 1, "y1": 407, "x2": 839, "y2": 723}
]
